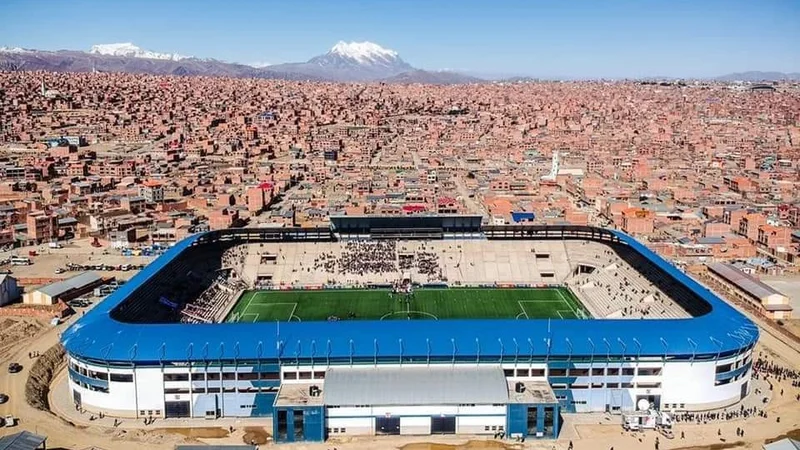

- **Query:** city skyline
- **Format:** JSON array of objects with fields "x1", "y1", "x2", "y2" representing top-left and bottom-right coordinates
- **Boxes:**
[{"x1": 1, "y1": 0, "x2": 799, "y2": 79}]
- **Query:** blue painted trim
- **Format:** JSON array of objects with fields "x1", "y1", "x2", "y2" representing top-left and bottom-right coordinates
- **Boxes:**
[
  {"x1": 715, "y1": 363, "x2": 751, "y2": 381},
  {"x1": 69, "y1": 367, "x2": 110, "y2": 390},
  {"x1": 61, "y1": 227, "x2": 759, "y2": 365}
]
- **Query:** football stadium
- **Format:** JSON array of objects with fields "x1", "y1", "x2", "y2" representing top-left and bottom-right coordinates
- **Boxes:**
[{"x1": 61, "y1": 217, "x2": 759, "y2": 443}]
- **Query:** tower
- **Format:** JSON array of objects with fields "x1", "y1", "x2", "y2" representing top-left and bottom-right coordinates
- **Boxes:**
[{"x1": 542, "y1": 150, "x2": 560, "y2": 181}]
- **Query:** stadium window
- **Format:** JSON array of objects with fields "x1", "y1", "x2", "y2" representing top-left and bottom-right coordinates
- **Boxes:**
[
  {"x1": 606, "y1": 383, "x2": 620, "y2": 388},
  {"x1": 164, "y1": 388, "x2": 190, "y2": 394},
  {"x1": 541, "y1": 273, "x2": 555, "y2": 278},
  {"x1": 260, "y1": 372, "x2": 280, "y2": 380},
  {"x1": 715, "y1": 364, "x2": 733, "y2": 374},
  {"x1": 571, "y1": 384, "x2": 589, "y2": 390},
  {"x1": 193, "y1": 387, "x2": 206, "y2": 394},
  {"x1": 569, "y1": 368, "x2": 590, "y2": 376},
  {"x1": 535, "y1": 254, "x2": 550, "y2": 259},
  {"x1": 516, "y1": 369, "x2": 530, "y2": 377},
  {"x1": 238, "y1": 372, "x2": 259, "y2": 381},
  {"x1": 591, "y1": 383, "x2": 604, "y2": 388},
  {"x1": 621, "y1": 383, "x2": 634, "y2": 389},
  {"x1": 299, "y1": 371, "x2": 312, "y2": 380},
  {"x1": 607, "y1": 368, "x2": 620, "y2": 376},
  {"x1": 549, "y1": 369, "x2": 567, "y2": 376},
  {"x1": 485, "y1": 426, "x2": 490, "y2": 431},
  {"x1": 715, "y1": 378, "x2": 732, "y2": 386},
  {"x1": 223, "y1": 387, "x2": 235, "y2": 392},
  {"x1": 284, "y1": 372, "x2": 298, "y2": 380},
  {"x1": 679, "y1": 404, "x2": 685, "y2": 408},
  {"x1": 313, "y1": 371, "x2": 325, "y2": 379},
  {"x1": 110, "y1": 373, "x2": 133, "y2": 382},
  {"x1": 491, "y1": 426, "x2": 497, "y2": 431},
  {"x1": 341, "y1": 428, "x2": 346, "y2": 433},
  {"x1": 638, "y1": 368, "x2": 662, "y2": 376},
  {"x1": 221, "y1": 372, "x2": 237, "y2": 381},
  {"x1": 163, "y1": 373, "x2": 189, "y2": 382},
  {"x1": 504, "y1": 369, "x2": 515, "y2": 377},
  {"x1": 551, "y1": 383, "x2": 567, "y2": 389},
  {"x1": 89, "y1": 371, "x2": 109, "y2": 381},
  {"x1": 591, "y1": 368, "x2": 605, "y2": 376},
  {"x1": 207, "y1": 373, "x2": 221, "y2": 380},
  {"x1": 637, "y1": 383, "x2": 661, "y2": 389},
  {"x1": 191, "y1": 373, "x2": 205, "y2": 381},
  {"x1": 498, "y1": 426, "x2": 504, "y2": 431},
  {"x1": 207, "y1": 387, "x2": 221, "y2": 393},
  {"x1": 531, "y1": 369, "x2": 545, "y2": 377},
  {"x1": 622, "y1": 368, "x2": 635, "y2": 376},
  {"x1": 140, "y1": 410, "x2": 146, "y2": 416}
]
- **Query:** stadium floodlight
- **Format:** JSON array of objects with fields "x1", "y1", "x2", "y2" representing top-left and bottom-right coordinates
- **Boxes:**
[
  {"x1": 159, "y1": 342, "x2": 166, "y2": 366},
  {"x1": 398, "y1": 338, "x2": 403, "y2": 366},
  {"x1": 498, "y1": 338, "x2": 504, "y2": 362},
  {"x1": 587, "y1": 338, "x2": 595, "y2": 364},
  {"x1": 128, "y1": 343, "x2": 137, "y2": 362},
  {"x1": 565, "y1": 338, "x2": 573, "y2": 361},
  {"x1": 310, "y1": 340, "x2": 316, "y2": 364},
  {"x1": 374, "y1": 339, "x2": 378, "y2": 367},
  {"x1": 659, "y1": 337, "x2": 668, "y2": 362},
  {"x1": 709, "y1": 336, "x2": 723, "y2": 360},
  {"x1": 527, "y1": 338, "x2": 534, "y2": 363},
  {"x1": 349, "y1": 339, "x2": 354, "y2": 367},
  {"x1": 426, "y1": 338, "x2": 431, "y2": 367},
  {"x1": 687, "y1": 338, "x2": 698, "y2": 363},
  {"x1": 632, "y1": 338, "x2": 642, "y2": 360},
  {"x1": 295, "y1": 340, "x2": 301, "y2": 367},
  {"x1": 451, "y1": 338, "x2": 456, "y2": 366},
  {"x1": 326, "y1": 340, "x2": 332, "y2": 366},
  {"x1": 512, "y1": 338, "x2": 519, "y2": 365},
  {"x1": 475, "y1": 338, "x2": 480, "y2": 364},
  {"x1": 602, "y1": 338, "x2": 611, "y2": 361},
  {"x1": 185, "y1": 343, "x2": 193, "y2": 361}
]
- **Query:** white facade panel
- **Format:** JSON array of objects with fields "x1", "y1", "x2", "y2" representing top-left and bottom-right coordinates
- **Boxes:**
[{"x1": 400, "y1": 416, "x2": 431, "y2": 435}]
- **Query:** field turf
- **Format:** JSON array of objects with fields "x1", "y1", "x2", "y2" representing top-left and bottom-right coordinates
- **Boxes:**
[{"x1": 226, "y1": 288, "x2": 589, "y2": 322}]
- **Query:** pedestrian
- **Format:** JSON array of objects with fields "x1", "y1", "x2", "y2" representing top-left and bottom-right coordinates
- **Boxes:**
[{"x1": 681, "y1": 431, "x2": 685, "y2": 439}]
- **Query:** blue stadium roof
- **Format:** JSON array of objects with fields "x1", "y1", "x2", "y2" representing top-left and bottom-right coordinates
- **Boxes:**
[{"x1": 61, "y1": 229, "x2": 758, "y2": 365}]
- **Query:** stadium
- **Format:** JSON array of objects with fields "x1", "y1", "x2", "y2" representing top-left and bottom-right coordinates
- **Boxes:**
[{"x1": 61, "y1": 216, "x2": 759, "y2": 443}]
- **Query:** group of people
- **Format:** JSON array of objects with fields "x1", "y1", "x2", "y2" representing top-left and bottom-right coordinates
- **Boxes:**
[{"x1": 672, "y1": 404, "x2": 766, "y2": 424}]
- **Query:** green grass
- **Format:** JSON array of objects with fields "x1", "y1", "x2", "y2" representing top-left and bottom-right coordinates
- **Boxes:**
[{"x1": 225, "y1": 287, "x2": 589, "y2": 322}]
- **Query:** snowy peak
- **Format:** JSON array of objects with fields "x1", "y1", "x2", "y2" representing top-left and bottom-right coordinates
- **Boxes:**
[
  {"x1": 0, "y1": 46, "x2": 30, "y2": 54},
  {"x1": 89, "y1": 43, "x2": 190, "y2": 61},
  {"x1": 327, "y1": 41, "x2": 400, "y2": 65}
]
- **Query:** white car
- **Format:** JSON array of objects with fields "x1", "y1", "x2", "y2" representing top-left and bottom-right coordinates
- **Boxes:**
[
  {"x1": 55, "y1": 268, "x2": 65, "y2": 274},
  {"x1": 3, "y1": 415, "x2": 15, "y2": 427}
]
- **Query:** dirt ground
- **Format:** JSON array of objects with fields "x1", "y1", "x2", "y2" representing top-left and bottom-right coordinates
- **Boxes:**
[{"x1": 0, "y1": 269, "x2": 797, "y2": 449}]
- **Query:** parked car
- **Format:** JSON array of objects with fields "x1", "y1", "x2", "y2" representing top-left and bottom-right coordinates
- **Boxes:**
[
  {"x1": 0, "y1": 393, "x2": 8, "y2": 404},
  {"x1": 7, "y1": 363, "x2": 21, "y2": 374},
  {"x1": 3, "y1": 415, "x2": 15, "y2": 427}
]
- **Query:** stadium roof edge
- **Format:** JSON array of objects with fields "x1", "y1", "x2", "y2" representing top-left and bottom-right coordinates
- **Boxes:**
[{"x1": 61, "y1": 227, "x2": 758, "y2": 364}]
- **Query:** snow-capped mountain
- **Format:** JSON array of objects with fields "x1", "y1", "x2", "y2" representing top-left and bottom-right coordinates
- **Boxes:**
[
  {"x1": 0, "y1": 46, "x2": 30, "y2": 54},
  {"x1": 269, "y1": 41, "x2": 413, "y2": 81},
  {"x1": 0, "y1": 40, "x2": 482, "y2": 84},
  {"x1": 89, "y1": 43, "x2": 190, "y2": 61},
  {"x1": 326, "y1": 41, "x2": 400, "y2": 65}
]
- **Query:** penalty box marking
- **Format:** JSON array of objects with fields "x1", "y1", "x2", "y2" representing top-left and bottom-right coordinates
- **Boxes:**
[{"x1": 243, "y1": 302, "x2": 298, "y2": 322}]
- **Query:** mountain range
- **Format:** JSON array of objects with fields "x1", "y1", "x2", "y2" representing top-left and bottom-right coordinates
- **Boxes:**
[
  {"x1": 0, "y1": 41, "x2": 480, "y2": 84},
  {"x1": 1, "y1": 42, "x2": 798, "y2": 84}
]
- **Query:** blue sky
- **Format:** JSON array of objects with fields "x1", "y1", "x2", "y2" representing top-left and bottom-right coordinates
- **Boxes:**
[{"x1": 1, "y1": 0, "x2": 798, "y2": 78}]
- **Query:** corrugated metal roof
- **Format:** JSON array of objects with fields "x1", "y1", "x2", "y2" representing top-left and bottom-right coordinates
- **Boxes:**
[
  {"x1": 324, "y1": 366, "x2": 508, "y2": 406},
  {"x1": 37, "y1": 272, "x2": 101, "y2": 298},
  {"x1": 0, "y1": 431, "x2": 46, "y2": 450},
  {"x1": 708, "y1": 263, "x2": 784, "y2": 300}
]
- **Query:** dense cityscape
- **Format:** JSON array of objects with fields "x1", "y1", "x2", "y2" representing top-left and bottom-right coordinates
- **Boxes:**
[{"x1": 0, "y1": 0, "x2": 799, "y2": 448}]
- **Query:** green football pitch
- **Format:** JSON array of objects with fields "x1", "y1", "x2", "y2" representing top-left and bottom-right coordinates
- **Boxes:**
[{"x1": 225, "y1": 288, "x2": 590, "y2": 322}]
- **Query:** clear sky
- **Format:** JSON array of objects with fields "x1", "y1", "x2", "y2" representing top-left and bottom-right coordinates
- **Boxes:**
[{"x1": 1, "y1": 0, "x2": 798, "y2": 78}]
